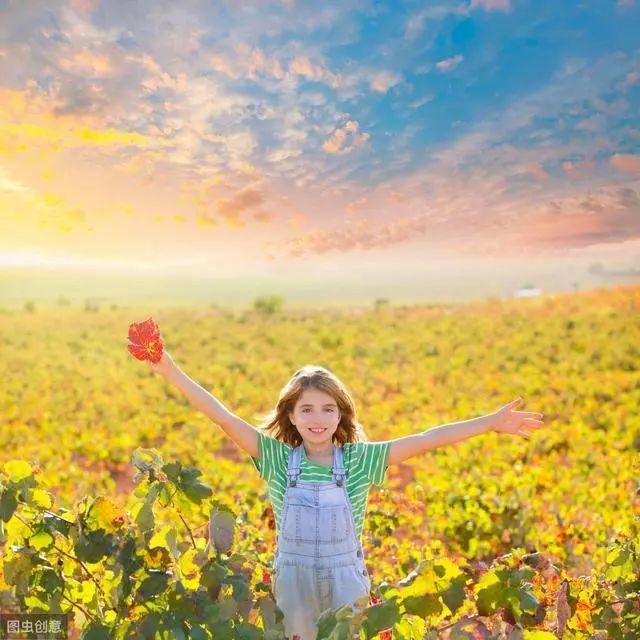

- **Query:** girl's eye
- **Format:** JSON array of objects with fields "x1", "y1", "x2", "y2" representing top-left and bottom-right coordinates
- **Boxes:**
[
  {"x1": 325, "y1": 408, "x2": 334, "y2": 412},
  {"x1": 302, "y1": 408, "x2": 311, "y2": 413}
]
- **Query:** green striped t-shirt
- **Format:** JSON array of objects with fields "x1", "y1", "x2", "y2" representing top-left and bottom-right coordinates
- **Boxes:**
[{"x1": 250, "y1": 431, "x2": 391, "y2": 538}]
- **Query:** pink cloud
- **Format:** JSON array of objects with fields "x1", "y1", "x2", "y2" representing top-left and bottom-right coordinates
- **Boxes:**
[
  {"x1": 289, "y1": 56, "x2": 328, "y2": 82},
  {"x1": 562, "y1": 158, "x2": 596, "y2": 178},
  {"x1": 524, "y1": 188, "x2": 640, "y2": 249},
  {"x1": 215, "y1": 185, "x2": 266, "y2": 226},
  {"x1": 624, "y1": 71, "x2": 640, "y2": 86},
  {"x1": 277, "y1": 149, "x2": 640, "y2": 258},
  {"x1": 208, "y1": 48, "x2": 346, "y2": 90},
  {"x1": 609, "y1": 154, "x2": 640, "y2": 174},
  {"x1": 322, "y1": 120, "x2": 370, "y2": 154},
  {"x1": 524, "y1": 163, "x2": 550, "y2": 181},
  {"x1": 369, "y1": 71, "x2": 402, "y2": 93},
  {"x1": 346, "y1": 196, "x2": 369, "y2": 214},
  {"x1": 68, "y1": 0, "x2": 98, "y2": 16},
  {"x1": 252, "y1": 210, "x2": 274, "y2": 224}
]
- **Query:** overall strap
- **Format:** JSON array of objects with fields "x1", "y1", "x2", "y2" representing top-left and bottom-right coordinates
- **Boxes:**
[
  {"x1": 332, "y1": 444, "x2": 347, "y2": 486},
  {"x1": 287, "y1": 443, "x2": 347, "y2": 486},
  {"x1": 287, "y1": 445, "x2": 302, "y2": 486}
]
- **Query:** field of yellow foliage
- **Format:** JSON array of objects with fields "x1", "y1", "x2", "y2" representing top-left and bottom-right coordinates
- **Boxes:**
[{"x1": 1, "y1": 285, "x2": 638, "y2": 638}]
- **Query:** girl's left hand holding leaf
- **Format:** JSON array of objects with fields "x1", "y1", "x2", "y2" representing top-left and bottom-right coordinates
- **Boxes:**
[{"x1": 492, "y1": 398, "x2": 545, "y2": 440}]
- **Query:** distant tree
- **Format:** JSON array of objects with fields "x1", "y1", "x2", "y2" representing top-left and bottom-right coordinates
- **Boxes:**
[
  {"x1": 253, "y1": 295, "x2": 284, "y2": 315},
  {"x1": 374, "y1": 298, "x2": 390, "y2": 310},
  {"x1": 56, "y1": 296, "x2": 71, "y2": 306},
  {"x1": 25, "y1": 300, "x2": 36, "y2": 313}
]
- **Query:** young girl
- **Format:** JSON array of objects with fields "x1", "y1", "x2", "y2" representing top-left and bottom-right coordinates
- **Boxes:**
[{"x1": 145, "y1": 351, "x2": 544, "y2": 640}]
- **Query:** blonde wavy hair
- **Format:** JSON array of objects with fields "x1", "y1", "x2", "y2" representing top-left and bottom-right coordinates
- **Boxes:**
[{"x1": 257, "y1": 365, "x2": 368, "y2": 447}]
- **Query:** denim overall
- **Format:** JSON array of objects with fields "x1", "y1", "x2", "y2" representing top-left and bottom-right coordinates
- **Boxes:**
[{"x1": 271, "y1": 443, "x2": 371, "y2": 640}]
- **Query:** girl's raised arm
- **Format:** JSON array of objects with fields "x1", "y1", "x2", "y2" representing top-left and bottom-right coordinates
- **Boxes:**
[
  {"x1": 386, "y1": 399, "x2": 544, "y2": 465},
  {"x1": 147, "y1": 351, "x2": 259, "y2": 458}
]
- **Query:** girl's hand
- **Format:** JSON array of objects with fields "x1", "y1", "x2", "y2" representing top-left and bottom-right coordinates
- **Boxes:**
[
  {"x1": 146, "y1": 350, "x2": 175, "y2": 377},
  {"x1": 492, "y1": 398, "x2": 545, "y2": 440}
]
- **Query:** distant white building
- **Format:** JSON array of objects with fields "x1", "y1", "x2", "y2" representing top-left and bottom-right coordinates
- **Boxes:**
[{"x1": 513, "y1": 286, "x2": 542, "y2": 298}]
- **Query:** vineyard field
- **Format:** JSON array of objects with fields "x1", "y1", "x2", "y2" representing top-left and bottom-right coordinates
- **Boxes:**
[{"x1": 1, "y1": 286, "x2": 639, "y2": 639}]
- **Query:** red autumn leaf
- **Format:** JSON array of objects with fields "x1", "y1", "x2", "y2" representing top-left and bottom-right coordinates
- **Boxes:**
[
  {"x1": 127, "y1": 317, "x2": 164, "y2": 363},
  {"x1": 128, "y1": 316, "x2": 160, "y2": 343},
  {"x1": 262, "y1": 569, "x2": 272, "y2": 585}
]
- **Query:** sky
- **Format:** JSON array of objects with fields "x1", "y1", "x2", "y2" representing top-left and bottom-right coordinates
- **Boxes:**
[{"x1": 1, "y1": 0, "x2": 640, "y2": 303}]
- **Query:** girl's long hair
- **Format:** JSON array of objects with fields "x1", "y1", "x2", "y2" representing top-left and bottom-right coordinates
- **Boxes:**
[{"x1": 256, "y1": 365, "x2": 368, "y2": 447}]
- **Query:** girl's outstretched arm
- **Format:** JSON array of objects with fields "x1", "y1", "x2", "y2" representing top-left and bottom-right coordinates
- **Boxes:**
[
  {"x1": 386, "y1": 398, "x2": 545, "y2": 465},
  {"x1": 147, "y1": 351, "x2": 259, "y2": 458}
]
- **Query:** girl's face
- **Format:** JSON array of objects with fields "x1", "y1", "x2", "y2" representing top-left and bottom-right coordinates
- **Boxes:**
[{"x1": 289, "y1": 387, "x2": 341, "y2": 445}]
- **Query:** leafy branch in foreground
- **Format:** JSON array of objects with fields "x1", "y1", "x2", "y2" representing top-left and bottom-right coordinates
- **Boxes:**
[{"x1": 1, "y1": 453, "x2": 638, "y2": 639}]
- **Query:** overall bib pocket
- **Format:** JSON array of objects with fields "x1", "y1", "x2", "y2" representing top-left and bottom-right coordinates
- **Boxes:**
[{"x1": 281, "y1": 504, "x2": 351, "y2": 544}]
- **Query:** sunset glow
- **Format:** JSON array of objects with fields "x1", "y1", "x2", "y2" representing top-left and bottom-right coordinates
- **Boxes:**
[{"x1": 1, "y1": 1, "x2": 639, "y2": 301}]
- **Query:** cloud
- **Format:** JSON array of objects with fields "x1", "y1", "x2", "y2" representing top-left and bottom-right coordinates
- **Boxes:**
[
  {"x1": 322, "y1": 120, "x2": 370, "y2": 154},
  {"x1": 470, "y1": 0, "x2": 512, "y2": 11},
  {"x1": 195, "y1": 212, "x2": 217, "y2": 228},
  {"x1": 0, "y1": 167, "x2": 32, "y2": 194},
  {"x1": 0, "y1": 88, "x2": 166, "y2": 154},
  {"x1": 209, "y1": 47, "x2": 348, "y2": 92},
  {"x1": 248, "y1": 48, "x2": 287, "y2": 81},
  {"x1": 562, "y1": 158, "x2": 596, "y2": 178},
  {"x1": 369, "y1": 71, "x2": 402, "y2": 93},
  {"x1": 346, "y1": 196, "x2": 369, "y2": 214},
  {"x1": 289, "y1": 55, "x2": 341, "y2": 87},
  {"x1": 524, "y1": 163, "x2": 551, "y2": 181},
  {"x1": 619, "y1": 71, "x2": 640, "y2": 90},
  {"x1": 435, "y1": 54, "x2": 464, "y2": 72},
  {"x1": 288, "y1": 55, "x2": 322, "y2": 80},
  {"x1": 419, "y1": 49, "x2": 638, "y2": 182},
  {"x1": 408, "y1": 95, "x2": 434, "y2": 109},
  {"x1": 2, "y1": 0, "x2": 639, "y2": 257},
  {"x1": 68, "y1": 0, "x2": 98, "y2": 16},
  {"x1": 282, "y1": 214, "x2": 435, "y2": 257},
  {"x1": 404, "y1": 5, "x2": 469, "y2": 39},
  {"x1": 288, "y1": 212, "x2": 307, "y2": 229},
  {"x1": 524, "y1": 187, "x2": 640, "y2": 249},
  {"x1": 280, "y1": 182, "x2": 640, "y2": 259},
  {"x1": 252, "y1": 210, "x2": 274, "y2": 224},
  {"x1": 59, "y1": 5, "x2": 123, "y2": 45},
  {"x1": 215, "y1": 184, "x2": 266, "y2": 226},
  {"x1": 210, "y1": 45, "x2": 287, "y2": 82},
  {"x1": 58, "y1": 48, "x2": 114, "y2": 77},
  {"x1": 267, "y1": 147, "x2": 303, "y2": 162},
  {"x1": 575, "y1": 114, "x2": 607, "y2": 132},
  {"x1": 387, "y1": 190, "x2": 408, "y2": 203},
  {"x1": 405, "y1": 10, "x2": 430, "y2": 40},
  {"x1": 609, "y1": 153, "x2": 640, "y2": 174}
]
